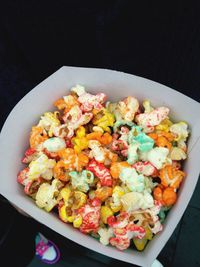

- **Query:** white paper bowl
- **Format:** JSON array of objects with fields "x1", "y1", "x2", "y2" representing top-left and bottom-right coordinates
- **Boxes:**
[{"x1": 0, "y1": 67, "x2": 200, "y2": 267}]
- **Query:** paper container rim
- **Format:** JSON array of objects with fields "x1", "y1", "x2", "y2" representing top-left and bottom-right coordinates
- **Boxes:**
[{"x1": 0, "y1": 66, "x2": 200, "y2": 267}]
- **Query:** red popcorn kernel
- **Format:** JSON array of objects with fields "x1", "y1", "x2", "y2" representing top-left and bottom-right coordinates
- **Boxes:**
[
  {"x1": 108, "y1": 213, "x2": 146, "y2": 250},
  {"x1": 132, "y1": 161, "x2": 157, "y2": 176},
  {"x1": 24, "y1": 177, "x2": 44, "y2": 195},
  {"x1": 65, "y1": 138, "x2": 74, "y2": 148},
  {"x1": 109, "y1": 237, "x2": 130, "y2": 250},
  {"x1": 125, "y1": 223, "x2": 146, "y2": 239},
  {"x1": 107, "y1": 212, "x2": 129, "y2": 228},
  {"x1": 17, "y1": 168, "x2": 29, "y2": 185},
  {"x1": 113, "y1": 223, "x2": 145, "y2": 239},
  {"x1": 172, "y1": 160, "x2": 181, "y2": 170},
  {"x1": 112, "y1": 133, "x2": 120, "y2": 140},
  {"x1": 107, "y1": 216, "x2": 116, "y2": 226},
  {"x1": 113, "y1": 227, "x2": 127, "y2": 236},
  {"x1": 25, "y1": 148, "x2": 36, "y2": 156},
  {"x1": 111, "y1": 140, "x2": 128, "y2": 151},
  {"x1": 43, "y1": 148, "x2": 60, "y2": 160},
  {"x1": 79, "y1": 202, "x2": 101, "y2": 234},
  {"x1": 22, "y1": 148, "x2": 37, "y2": 163},
  {"x1": 89, "y1": 197, "x2": 101, "y2": 207},
  {"x1": 86, "y1": 159, "x2": 113, "y2": 186}
]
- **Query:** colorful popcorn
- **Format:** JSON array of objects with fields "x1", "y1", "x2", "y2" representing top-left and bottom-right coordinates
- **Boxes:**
[{"x1": 17, "y1": 85, "x2": 189, "y2": 251}]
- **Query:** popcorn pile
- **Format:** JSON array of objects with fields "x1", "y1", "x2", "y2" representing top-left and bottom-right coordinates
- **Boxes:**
[{"x1": 17, "y1": 85, "x2": 189, "y2": 251}]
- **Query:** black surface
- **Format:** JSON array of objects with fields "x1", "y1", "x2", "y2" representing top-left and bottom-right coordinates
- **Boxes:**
[
  {"x1": 0, "y1": 1, "x2": 200, "y2": 267},
  {"x1": 0, "y1": 197, "x2": 36, "y2": 267}
]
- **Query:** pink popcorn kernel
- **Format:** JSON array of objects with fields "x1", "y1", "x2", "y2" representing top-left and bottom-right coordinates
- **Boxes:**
[{"x1": 136, "y1": 107, "x2": 169, "y2": 127}]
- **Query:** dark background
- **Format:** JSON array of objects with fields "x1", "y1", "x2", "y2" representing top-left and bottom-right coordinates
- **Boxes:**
[{"x1": 0, "y1": 1, "x2": 200, "y2": 267}]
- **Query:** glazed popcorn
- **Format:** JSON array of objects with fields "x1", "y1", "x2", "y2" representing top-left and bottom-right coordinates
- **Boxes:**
[{"x1": 17, "y1": 85, "x2": 189, "y2": 251}]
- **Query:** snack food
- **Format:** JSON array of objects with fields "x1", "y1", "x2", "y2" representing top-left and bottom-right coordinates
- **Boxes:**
[{"x1": 17, "y1": 85, "x2": 189, "y2": 251}]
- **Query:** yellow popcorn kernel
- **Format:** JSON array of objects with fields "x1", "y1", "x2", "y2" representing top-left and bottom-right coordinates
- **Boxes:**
[
  {"x1": 45, "y1": 202, "x2": 58, "y2": 213},
  {"x1": 76, "y1": 126, "x2": 86, "y2": 138},
  {"x1": 35, "y1": 179, "x2": 63, "y2": 212},
  {"x1": 59, "y1": 187, "x2": 71, "y2": 204},
  {"x1": 143, "y1": 100, "x2": 154, "y2": 113},
  {"x1": 113, "y1": 186, "x2": 125, "y2": 196},
  {"x1": 59, "y1": 205, "x2": 68, "y2": 222},
  {"x1": 110, "y1": 204, "x2": 121, "y2": 213},
  {"x1": 133, "y1": 227, "x2": 153, "y2": 251},
  {"x1": 120, "y1": 184, "x2": 131, "y2": 194},
  {"x1": 67, "y1": 215, "x2": 75, "y2": 223},
  {"x1": 59, "y1": 205, "x2": 75, "y2": 223},
  {"x1": 92, "y1": 108, "x2": 115, "y2": 133},
  {"x1": 145, "y1": 227, "x2": 153, "y2": 240},
  {"x1": 72, "y1": 191, "x2": 87, "y2": 210},
  {"x1": 41, "y1": 112, "x2": 61, "y2": 137},
  {"x1": 72, "y1": 126, "x2": 88, "y2": 153},
  {"x1": 73, "y1": 215, "x2": 83, "y2": 228},
  {"x1": 133, "y1": 238, "x2": 148, "y2": 251},
  {"x1": 101, "y1": 206, "x2": 113, "y2": 224},
  {"x1": 156, "y1": 118, "x2": 173, "y2": 132},
  {"x1": 110, "y1": 186, "x2": 125, "y2": 213}
]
